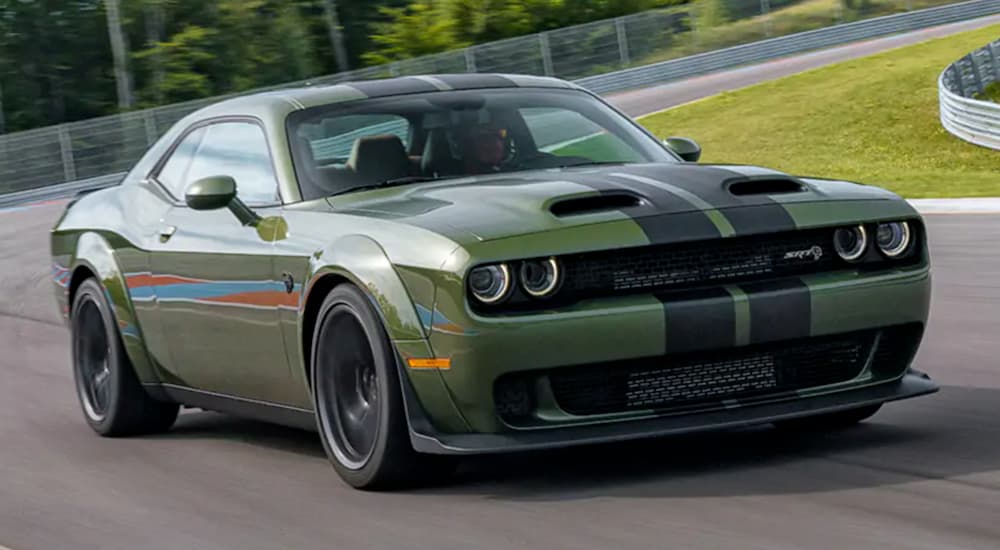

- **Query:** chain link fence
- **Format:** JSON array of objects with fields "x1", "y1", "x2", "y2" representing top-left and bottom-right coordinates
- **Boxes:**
[
  {"x1": 0, "y1": 0, "x2": 991, "y2": 198},
  {"x1": 940, "y1": 38, "x2": 1000, "y2": 148}
]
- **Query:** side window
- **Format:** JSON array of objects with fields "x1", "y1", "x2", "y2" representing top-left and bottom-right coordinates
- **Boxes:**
[
  {"x1": 157, "y1": 127, "x2": 207, "y2": 199},
  {"x1": 185, "y1": 122, "x2": 280, "y2": 206},
  {"x1": 519, "y1": 107, "x2": 644, "y2": 163}
]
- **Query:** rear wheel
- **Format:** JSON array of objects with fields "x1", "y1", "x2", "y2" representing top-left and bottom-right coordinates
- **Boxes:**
[
  {"x1": 311, "y1": 284, "x2": 453, "y2": 490},
  {"x1": 773, "y1": 404, "x2": 882, "y2": 432},
  {"x1": 71, "y1": 278, "x2": 178, "y2": 436}
]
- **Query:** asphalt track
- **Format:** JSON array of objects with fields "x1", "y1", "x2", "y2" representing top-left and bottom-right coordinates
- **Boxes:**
[{"x1": 4, "y1": 20, "x2": 1000, "y2": 550}]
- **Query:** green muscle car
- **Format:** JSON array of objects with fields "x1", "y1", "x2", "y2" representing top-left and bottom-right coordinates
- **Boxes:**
[{"x1": 50, "y1": 74, "x2": 936, "y2": 489}]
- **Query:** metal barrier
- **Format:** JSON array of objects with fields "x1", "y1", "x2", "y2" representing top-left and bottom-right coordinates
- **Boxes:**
[
  {"x1": 2, "y1": 0, "x2": 999, "y2": 205},
  {"x1": 939, "y1": 38, "x2": 1000, "y2": 149}
]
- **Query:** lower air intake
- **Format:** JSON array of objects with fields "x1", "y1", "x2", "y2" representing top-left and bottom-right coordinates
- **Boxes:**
[{"x1": 494, "y1": 324, "x2": 922, "y2": 421}]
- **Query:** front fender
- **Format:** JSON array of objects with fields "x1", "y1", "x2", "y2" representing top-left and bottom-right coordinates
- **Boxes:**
[
  {"x1": 62, "y1": 231, "x2": 161, "y2": 386},
  {"x1": 302, "y1": 234, "x2": 427, "y2": 342},
  {"x1": 299, "y1": 234, "x2": 471, "y2": 433}
]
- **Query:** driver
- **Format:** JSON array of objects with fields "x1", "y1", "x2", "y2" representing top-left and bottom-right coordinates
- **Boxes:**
[{"x1": 460, "y1": 123, "x2": 509, "y2": 175}]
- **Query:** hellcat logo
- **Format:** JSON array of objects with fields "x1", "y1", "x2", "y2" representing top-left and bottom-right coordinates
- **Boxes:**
[{"x1": 783, "y1": 245, "x2": 824, "y2": 261}]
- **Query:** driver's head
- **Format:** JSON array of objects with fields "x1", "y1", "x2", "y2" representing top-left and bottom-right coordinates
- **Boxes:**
[{"x1": 463, "y1": 124, "x2": 507, "y2": 168}]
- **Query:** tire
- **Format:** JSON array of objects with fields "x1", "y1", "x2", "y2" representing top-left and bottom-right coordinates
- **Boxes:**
[
  {"x1": 311, "y1": 284, "x2": 454, "y2": 490},
  {"x1": 71, "y1": 278, "x2": 179, "y2": 436},
  {"x1": 773, "y1": 404, "x2": 882, "y2": 432}
]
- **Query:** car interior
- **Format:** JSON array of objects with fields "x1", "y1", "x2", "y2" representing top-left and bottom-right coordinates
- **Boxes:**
[{"x1": 291, "y1": 89, "x2": 648, "y2": 199}]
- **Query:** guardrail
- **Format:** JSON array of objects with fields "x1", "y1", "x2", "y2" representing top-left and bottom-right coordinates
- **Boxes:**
[
  {"x1": 939, "y1": 38, "x2": 1000, "y2": 149},
  {"x1": 2, "y1": 0, "x2": 999, "y2": 207}
]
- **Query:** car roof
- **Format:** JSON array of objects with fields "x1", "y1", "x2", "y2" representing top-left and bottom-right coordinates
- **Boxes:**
[{"x1": 191, "y1": 74, "x2": 586, "y2": 121}]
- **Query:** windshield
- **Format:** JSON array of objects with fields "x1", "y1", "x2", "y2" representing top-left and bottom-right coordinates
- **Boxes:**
[{"x1": 286, "y1": 88, "x2": 677, "y2": 200}]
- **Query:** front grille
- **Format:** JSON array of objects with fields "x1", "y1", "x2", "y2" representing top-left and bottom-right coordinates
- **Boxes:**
[
  {"x1": 494, "y1": 324, "x2": 922, "y2": 421},
  {"x1": 561, "y1": 228, "x2": 841, "y2": 298}
]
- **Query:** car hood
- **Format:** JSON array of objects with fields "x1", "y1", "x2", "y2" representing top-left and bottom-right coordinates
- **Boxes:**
[{"x1": 326, "y1": 163, "x2": 905, "y2": 243}]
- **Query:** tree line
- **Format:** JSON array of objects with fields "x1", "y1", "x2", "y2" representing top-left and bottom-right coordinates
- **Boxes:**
[{"x1": 0, "y1": 0, "x2": 679, "y2": 134}]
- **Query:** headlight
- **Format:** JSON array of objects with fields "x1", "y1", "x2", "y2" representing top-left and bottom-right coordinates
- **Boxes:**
[
  {"x1": 520, "y1": 257, "x2": 561, "y2": 297},
  {"x1": 468, "y1": 263, "x2": 512, "y2": 303},
  {"x1": 833, "y1": 225, "x2": 868, "y2": 262},
  {"x1": 876, "y1": 221, "x2": 912, "y2": 258}
]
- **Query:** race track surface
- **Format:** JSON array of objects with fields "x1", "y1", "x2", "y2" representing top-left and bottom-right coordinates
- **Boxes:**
[
  {"x1": 3, "y1": 205, "x2": 1000, "y2": 550},
  {"x1": 4, "y1": 19, "x2": 1000, "y2": 550}
]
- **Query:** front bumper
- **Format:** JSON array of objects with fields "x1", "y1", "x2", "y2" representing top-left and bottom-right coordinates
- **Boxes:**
[
  {"x1": 421, "y1": 265, "x2": 931, "y2": 432},
  {"x1": 405, "y1": 371, "x2": 937, "y2": 455}
]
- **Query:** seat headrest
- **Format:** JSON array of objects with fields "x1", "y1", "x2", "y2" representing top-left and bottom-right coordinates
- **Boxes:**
[
  {"x1": 421, "y1": 128, "x2": 455, "y2": 176},
  {"x1": 346, "y1": 134, "x2": 411, "y2": 183},
  {"x1": 293, "y1": 135, "x2": 332, "y2": 196}
]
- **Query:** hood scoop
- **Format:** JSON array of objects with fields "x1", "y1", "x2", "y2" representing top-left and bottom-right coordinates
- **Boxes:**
[
  {"x1": 550, "y1": 192, "x2": 644, "y2": 217},
  {"x1": 728, "y1": 178, "x2": 806, "y2": 196}
]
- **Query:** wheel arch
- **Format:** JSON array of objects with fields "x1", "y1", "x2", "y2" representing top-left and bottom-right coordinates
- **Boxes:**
[
  {"x1": 298, "y1": 234, "x2": 429, "y2": 389},
  {"x1": 67, "y1": 231, "x2": 161, "y2": 386}
]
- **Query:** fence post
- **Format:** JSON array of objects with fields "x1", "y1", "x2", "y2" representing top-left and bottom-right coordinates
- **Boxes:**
[
  {"x1": 57, "y1": 125, "x2": 77, "y2": 183},
  {"x1": 761, "y1": 0, "x2": 772, "y2": 37},
  {"x1": 0, "y1": 81, "x2": 6, "y2": 135},
  {"x1": 389, "y1": 62, "x2": 400, "y2": 77},
  {"x1": 967, "y1": 53, "x2": 984, "y2": 94},
  {"x1": 989, "y1": 41, "x2": 1000, "y2": 83},
  {"x1": 539, "y1": 32, "x2": 554, "y2": 76},
  {"x1": 143, "y1": 111, "x2": 158, "y2": 146},
  {"x1": 950, "y1": 64, "x2": 965, "y2": 97},
  {"x1": 615, "y1": 17, "x2": 631, "y2": 67},
  {"x1": 689, "y1": 1, "x2": 697, "y2": 50},
  {"x1": 464, "y1": 47, "x2": 477, "y2": 73}
]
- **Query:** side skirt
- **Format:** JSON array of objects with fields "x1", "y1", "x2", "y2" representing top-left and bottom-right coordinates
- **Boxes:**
[{"x1": 149, "y1": 383, "x2": 317, "y2": 432}]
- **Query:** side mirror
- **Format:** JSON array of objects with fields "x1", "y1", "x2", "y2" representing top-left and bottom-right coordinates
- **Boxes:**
[
  {"x1": 185, "y1": 175, "x2": 260, "y2": 226},
  {"x1": 663, "y1": 137, "x2": 702, "y2": 162},
  {"x1": 185, "y1": 176, "x2": 237, "y2": 211}
]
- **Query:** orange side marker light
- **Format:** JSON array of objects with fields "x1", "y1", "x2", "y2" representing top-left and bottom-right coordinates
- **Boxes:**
[{"x1": 407, "y1": 358, "x2": 452, "y2": 370}]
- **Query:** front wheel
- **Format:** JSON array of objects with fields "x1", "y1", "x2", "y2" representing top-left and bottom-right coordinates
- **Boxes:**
[
  {"x1": 773, "y1": 404, "x2": 882, "y2": 432},
  {"x1": 311, "y1": 284, "x2": 453, "y2": 490}
]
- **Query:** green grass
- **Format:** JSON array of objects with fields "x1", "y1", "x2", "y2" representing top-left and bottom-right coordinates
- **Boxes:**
[
  {"x1": 975, "y1": 81, "x2": 1000, "y2": 103},
  {"x1": 639, "y1": 23, "x2": 1000, "y2": 198},
  {"x1": 634, "y1": 0, "x2": 965, "y2": 67}
]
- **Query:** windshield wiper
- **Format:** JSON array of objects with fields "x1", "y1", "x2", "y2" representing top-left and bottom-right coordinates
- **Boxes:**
[{"x1": 329, "y1": 175, "x2": 452, "y2": 197}]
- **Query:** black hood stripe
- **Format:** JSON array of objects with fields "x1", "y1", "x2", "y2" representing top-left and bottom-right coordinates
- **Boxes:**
[
  {"x1": 567, "y1": 172, "x2": 725, "y2": 244},
  {"x1": 627, "y1": 211, "x2": 723, "y2": 245},
  {"x1": 722, "y1": 204, "x2": 798, "y2": 234},
  {"x1": 622, "y1": 165, "x2": 799, "y2": 235},
  {"x1": 609, "y1": 172, "x2": 736, "y2": 237}
]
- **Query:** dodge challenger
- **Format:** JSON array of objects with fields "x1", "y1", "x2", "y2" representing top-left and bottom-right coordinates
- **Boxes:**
[{"x1": 50, "y1": 74, "x2": 936, "y2": 489}]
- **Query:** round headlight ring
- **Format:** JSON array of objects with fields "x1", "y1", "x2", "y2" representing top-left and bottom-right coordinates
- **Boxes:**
[
  {"x1": 833, "y1": 225, "x2": 868, "y2": 262},
  {"x1": 876, "y1": 221, "x2": 912, "y2": 258},
  {"x1": 469, "y1": 263, "x2": 512, "y2": 304},
  {"x1": 520, "y1": 257, "x2": 561, "y2": 298}
]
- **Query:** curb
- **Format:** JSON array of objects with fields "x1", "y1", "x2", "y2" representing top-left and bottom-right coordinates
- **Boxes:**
[{"x1": 908, "y1": 198, "x2": 1000, "y2": 214}]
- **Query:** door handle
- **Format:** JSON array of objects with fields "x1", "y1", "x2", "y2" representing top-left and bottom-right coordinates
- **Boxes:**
[{"x1": 159, "y1": 225, "x2": 177, "y2": 242}]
